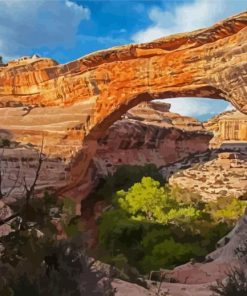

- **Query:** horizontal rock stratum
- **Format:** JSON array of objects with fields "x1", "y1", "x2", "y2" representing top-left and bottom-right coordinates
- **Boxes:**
[
  {"x1": 0, "y1": 11, "x2": 247, "y2": 204},
  {"x1": 0, "y1": 12, "x2": 247, "y2": 136}
]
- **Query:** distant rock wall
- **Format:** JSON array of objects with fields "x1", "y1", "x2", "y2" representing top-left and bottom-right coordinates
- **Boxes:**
[
  {"x1": 205, "y1": 110, "x2": 247, "y2": 147},
  {"x1": 93, "y1": 102, "x2": 212, "y2": 177}
]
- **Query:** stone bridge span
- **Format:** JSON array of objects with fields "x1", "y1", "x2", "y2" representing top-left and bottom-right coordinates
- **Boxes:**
[{"x1": 0, "y1": 12, "x2": 246, "y2": 205}]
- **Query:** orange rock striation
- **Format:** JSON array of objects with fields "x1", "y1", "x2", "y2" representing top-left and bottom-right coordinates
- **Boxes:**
[
  {"x1": 0, "y1": 101, "x2": 212, "y2": 202},
  {"x1": 0, "y1": 12, "x2": 246, "y2": 201}
]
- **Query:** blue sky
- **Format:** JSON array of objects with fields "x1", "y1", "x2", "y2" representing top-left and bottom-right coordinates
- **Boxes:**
[{"x1": 0, "y1": 0, "x2": 246, "y2": 120}]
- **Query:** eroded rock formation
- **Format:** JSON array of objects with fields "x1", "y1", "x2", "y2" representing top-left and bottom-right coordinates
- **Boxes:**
[
  {"x1": 94, "y1": 102, "x2": 212, "y2": 177},
  {"x1": 205, "y1": 110, "x2": 247, "y2": 147},
  {"x1": 169, "y1": 151, "x2": 247, "y2": 200},
  {"x1": 0, "y1": 102, "x2": 212, "y2": 203},
  {"x1": 0, "y1": 12, "x2": 246, "y2": 200}
]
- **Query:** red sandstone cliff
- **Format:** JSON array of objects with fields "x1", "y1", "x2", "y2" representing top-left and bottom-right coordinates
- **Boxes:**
[
  {"x1": 0, "y1": 12, "x2": 246, "y2": 199},
  {"x1": 93, "y1": 102, "x2": 212, "y2": 177},
  {"x1": 0, "y1": 101, "x2": 212, "y2": 202}
]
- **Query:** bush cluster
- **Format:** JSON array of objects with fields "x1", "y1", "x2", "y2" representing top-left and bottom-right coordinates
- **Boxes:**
[
  {"x1": 0, "y1": 193, "x2": 115, "y2": 295},
  {"x1": 96, "y1": 168, "x2": 246, "y2": 275}
]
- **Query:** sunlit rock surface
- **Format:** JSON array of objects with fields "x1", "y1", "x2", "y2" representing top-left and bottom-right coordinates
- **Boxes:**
[
  {"x1": 169, "y1": 151, "x2": 247, "y2": 200},
  {"x1": 0, "y1": 12, "x2": 246, "y2": 197},
  {"x1": 93, "y1": 102, "x2": 212, "y2": 177},
  {"x1": 205, "y1": 110, "x2": 247, "y2": 148}
]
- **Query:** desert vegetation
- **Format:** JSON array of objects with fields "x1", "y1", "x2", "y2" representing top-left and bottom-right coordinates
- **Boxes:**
[
  {"x1": 0, "y1": 192, "x2": 115, "y2": 295},
  {"x1": 1, "y1": 160, "x2": 246, "y2": 294},
  {"x1": 92, "y1": 165, "x2": 246, "y2": 276},
  {"x1": 0, "y1": 138, "x2": 115, "y2": 295}
]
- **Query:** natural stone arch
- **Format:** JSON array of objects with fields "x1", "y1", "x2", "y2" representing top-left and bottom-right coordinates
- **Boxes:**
[{"x1": 0, "y1": 12, "x2": 247, "y2": 207}]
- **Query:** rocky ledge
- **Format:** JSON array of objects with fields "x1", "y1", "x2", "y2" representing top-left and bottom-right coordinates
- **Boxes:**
[{"x1": 169, "y1": 151, "x2": 247, "y2": 200}]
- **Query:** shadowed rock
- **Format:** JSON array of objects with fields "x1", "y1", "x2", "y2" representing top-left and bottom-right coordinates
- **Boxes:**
[{"x1": 0, "y1": 12, "x2": 246, "y2": 204}]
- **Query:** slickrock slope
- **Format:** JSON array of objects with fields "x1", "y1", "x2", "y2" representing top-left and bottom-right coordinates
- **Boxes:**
[
  {"x1": 93, "y1": 102, "x2": 212, "y2": 177},
  {"x1": 0, "y1": 12, "x2": 246, "y2": 199}
]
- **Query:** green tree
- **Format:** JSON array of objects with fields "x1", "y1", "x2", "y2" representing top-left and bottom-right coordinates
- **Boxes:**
[
  {"x1": 208, "y1": 196, "x2": 246, "y2": 223},
  {"x1": 140, "y1": 238, "x2": 205, "y2": 271},
  {"x1": 117, "y1": 177, "x2": 201, "y2": 223},
  {"x1": 91, "y1": 164, "x2": 163, "y2": 202}
]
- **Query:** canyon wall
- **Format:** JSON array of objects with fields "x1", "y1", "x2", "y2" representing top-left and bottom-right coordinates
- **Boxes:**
[
  {"x1": 169, "y1": 151, "x2": 247, "y2": 200},
  {"x1": 0, "y1": 12, "x2": 246, "y2": 201},
  {"x1": 0, "y1": 102, "x2": 212, "y2": 202},
  {"x1": 205, "y1": 110, "x2": 247, "y2": 147},
  {"x1": 93, "y1": 102, "x2": 212, "y2": 177}
]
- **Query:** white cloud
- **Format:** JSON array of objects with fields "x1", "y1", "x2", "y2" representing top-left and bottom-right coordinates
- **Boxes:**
[
  {"x1": 0, "y1": 0, "x2": 90, "y2": 60},
  {"x1": 132, "y1": 0, "x2": 247, "y2": 43},
  {"x1": 134, "y1": 0, "x2": 246, "y2": 117},
  {"x1": 224, "y1": 103, "x2": 236, "y2": 112},
  {"x1": 161, "y1": 98, "x2": 232, "y2": 118}
]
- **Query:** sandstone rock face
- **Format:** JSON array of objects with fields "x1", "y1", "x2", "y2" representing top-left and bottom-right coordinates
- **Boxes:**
[
  {"x1": 205, "y1": 110, "x2": 247, "y2": 148},
  {"x1": 94, "y1": 102, "x2": 212, "y2": 177},
  {"x1": 0, "y1": 101, "x2": 212, "y2": 207},
  {"x1": 0, "y1": 147, "x2": 69, "y2": 201},
  {"x1": 0, "y1": 12, "x2": 246, "y2": 199},
  {"x1": 169, "y1": 151, "x2": 247, "y2": 200}
]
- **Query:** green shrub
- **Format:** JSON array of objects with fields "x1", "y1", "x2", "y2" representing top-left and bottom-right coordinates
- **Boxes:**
[
  {"x1": 140, "y1": 238, "x2": 205, "y2": 271},
  {"x1": 89, "y1": 164, "x2": 163, "y2": 202},
  {"x1": 207, "y1": 196, "x2": 246, "y2": 224},
  {"x1": 97, "y1": 176, "x2": 244, "y2": 275},
  {"x1": 0, "y1": 138, "x2": 10, "y2": 148}
]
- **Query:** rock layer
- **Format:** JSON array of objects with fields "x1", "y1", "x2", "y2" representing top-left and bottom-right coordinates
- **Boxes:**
[
  {"x1": 169, "y1": 151, "x2": 247, "y2": 200},
  {"x1": 94, "y1": 102, "x2": 212, "y2": 177},
  {"x1": 0, "y1": 12, "x2": 246, "y2": 199},
  {"x1": 0, "y1": 102, "x2": 212, "y2": 204},
  {"x1": 205, "y1": 110, "x2": 247, "y2": 147}
]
